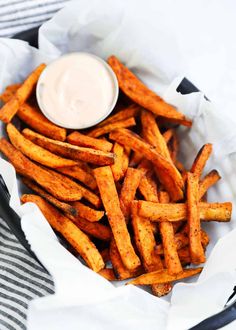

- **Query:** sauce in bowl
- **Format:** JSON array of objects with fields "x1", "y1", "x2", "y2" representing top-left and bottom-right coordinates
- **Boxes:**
[{"x1": 36, "y1": 53, "x2": 119, "y2": 129}]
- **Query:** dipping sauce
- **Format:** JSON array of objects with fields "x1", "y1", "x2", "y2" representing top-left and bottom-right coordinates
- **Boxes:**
[{"x1": 36, "y1": 53, "x2": 119, "y2": 129}]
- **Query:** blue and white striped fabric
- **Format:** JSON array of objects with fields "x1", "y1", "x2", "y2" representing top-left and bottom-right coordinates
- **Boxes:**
[
  {"x1": 0, "y1": 1, "x2": 72, "y2": 328},
  {"x1": 0, "y1": 0, "x2": 69, "y2": 37}
]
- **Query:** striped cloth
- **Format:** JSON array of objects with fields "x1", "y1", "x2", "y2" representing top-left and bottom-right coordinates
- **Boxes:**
[
  {"x1": 0, "y1": 0, "x2": 69, "y2": 37},
  {"x1": 0, "y1": 217, "x2": 54, "y2": 329}
]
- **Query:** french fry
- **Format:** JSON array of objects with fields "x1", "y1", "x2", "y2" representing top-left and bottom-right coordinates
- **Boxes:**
[
  {"x1": 0, "y1": 64, "x2": 46, "y2": 123},
  {"x1": 100, "y1": 248, "x2": 110, "y2": 263},
  {"x1": 72, "y1": 217, "x2": 111, "y2": 241},
  {"x1": 163, "y1": 129, "x2": 174, "y2": 144},
  {"x1": 141, "y1": 110, "x2": 171, "y2": 161},
  {"x1": 109, "y1": 129, "x2": 184, "y2": 201},
  {"x1": 110, "y1": 239, "x2": 143, "y2": 280},
  {"x1": 111, "y1": 143, "x2": 124, "y2": 181},
  {"x1": 97, "y1": 104, "x2": 140, "y2": 127},
  {"x1": 7, "y1": 123, "x2": 77, "y2": 168},
  {"x1": 47, "y1": 169, "x2": 101, "y2": 208},
  {"x1": 94, "y1": 166, "x2": 141, "y2": 270},
  {"x1": 108, "y1": 56, "x2": 192, "y2": 127},
  {"x1": 99, "y1": 268, "x2": 116, "y2": 281},
  {"x1": 159, "y1": 191, "x2": 182, "y2": 275},
  {"x1": 139, "y1": 172, "x2": 159, "y2": 203},
  {"x1": 131, "y1": 202, "x2": 171, "y2": 296},
  {"x1": 71, "y1": 201, "x2": 104, "y2": 222},
  {"x1": 138, "y1": 200, "x2": 232, "y2": 222},
  {"x1": 119, "y1": 168, "x2": 143, "y2": 221},
  {"x1": 18, "y1": 103, "x2": 66, "y2": 141},
  {"x1": 57, "y1": 165, "x2": 97, "y2": 190},
  {"x1": 199, "y1": 170, "x2": 221, "y2": 200},
  {"x1": 23, "y1": 128, "x2": 115, "y2": 166},
  {"x1": 67, "y1": 131, "x2": 113, "y2": 152},
  {"x1": 122, "y1": 148, "x2": 130, "y2": 177},
  {"x1": 22, "y1": 177, "x2": 78, "y2": 218},
  {"x1": 0, "y1": 83, "x2": 21, "y2": 103},
  {"x1": 88, "y1": 117, "x2": 136, "y2": 138},
  {"x1": 0, "y1": 138, "x2": 82, "y2": 201},
  {"x1": 191, "y1": 144, "x2": 213, "y2": 178},
  {"x1": 129, "y1": 151, "x2": 143, "y2": 167},
  {"x1": 187, "y1": 172, "x2": 205, "y2": 264},
  {"x1": 127, "y1": 267, "x2": 202, "y2": 286},
  {"x1": 21, "y1": 194, "x2": 104, "y2": 272}
]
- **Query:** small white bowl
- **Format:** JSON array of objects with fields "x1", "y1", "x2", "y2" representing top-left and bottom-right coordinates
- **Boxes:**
[{"x1": 36, "y1": 52, "x2": 119, "y2": 129}]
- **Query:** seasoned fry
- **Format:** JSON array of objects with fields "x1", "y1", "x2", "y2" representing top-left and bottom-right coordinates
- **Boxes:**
[
  {"x1": 138, "y1": 200, "x2": 232, "y2": 222},
  {"x1": 110, "y1": 239, "x2": 143, "y2": 280},
  {"x1": 111, "y1": 143, "x2": 124, "y2": 181},
  {"x1": 191, "y1": 144, "x2": 213, "y2": 178},
  {"x1": 7, "y1": 123, "x2": 77, "y2": 168},
  {"x1": 97, "y1": 104, "x2": 140, "y2": 127},
  {"x1": 131, "y1": 202, "x2": 171, "y2": 296},
  {"x1": 120, "y1": 168, "x2": 143, "y2": 221},
  {"x1": 67, "y1": 131, "x2": 113, "y2": 152},
  {"x1": 127, "y1": 267, "x2": 202, "y2": 285},
  {"x1": 0, "y1": 138, "x2": 82, "y2": 201},
  {"x1": 21, "y1": 194, "x2": 104, "y2": 272},
  {"x1": 18, "y1": 103, "x2": 66, "y2": 141},
  {"x1": 199, "y1": 170, "x2": 221, "y2": 200},
  {"x1": 100, "y1": 248, "x2": 110, "y2": 263},
  {"x1": 0, "y1": 83, "x2": 21, "y2": 103},
  {"x1": 122, "y1": 148, "x2": 130, "y2": 177},
  {"x1": 139, "y1": 172, "x2": 159, "y2": 203},
  {"x1": 23, "y1": 128, "x2": 115, "y2": 166},
  {"x1": 47, "y1": 169, "x2": 101, "y2": 208},
  {"x1": 129, "y1": 151, "x2": 143, "y2": 167},
  {"x1": 141, "y1": 110, "x2": 171, "y2": 161},
  {"x1": 94, "y1": 166, "x2": 141, "y2": 270},
  {"x1": 71, "y1": 201, "x2": 104, "y2": 222},
  {"x1": 0, "y1": 64, "x2": 46, "y2": 123},
  {"x1": 159, "y1": 191, "x2": 182, "y2": 275},
  {"x1": 187, "y1": 172, "x2": 205, "y2": 264},
  {"x1": 72, "y1": 217, "x2": 111, "y2": 241},
  {"x1": 22, "y1": 177, "x2": 78, "y2": 218},
  {"x1": 57, "y1": 165, "x2": 97, "y2": 190},
  {"x1": 110, "y1": 128, "x2": 184, "y2": 201},
  {"x1": 163, "y1": 129, "x2": 174, "y2": 144},
  {"x1": 108, "y1": 56, "x2": 192, "y2": 127},
  {"x1": 98, "y1": 268, "x2": 116, "y2": 281},
  {"x1": 88, "y1": 117, "x2": 136, "y2": 138}
]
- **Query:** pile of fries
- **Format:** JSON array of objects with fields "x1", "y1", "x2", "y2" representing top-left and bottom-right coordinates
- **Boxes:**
[{"x1": 0, "y1": 56, "x2": 232, "y2": 296}]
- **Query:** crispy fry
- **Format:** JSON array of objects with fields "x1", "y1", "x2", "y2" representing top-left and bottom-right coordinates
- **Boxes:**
[
  {"x1": 57, "y1": 165, "x2": 97, "y2": 190},
  {"x1": 138, "y1": 160, "x2": 159, "y2": 202},
  {"x1": 94, "y1": 166, "x2": 141, "y2": 270},
  {"x1": 163, "y1": 129, "x2": 174, "y2": 144},
  {"x1": 109, "y1": 129, "x2": 184, "y2": 201},
  {"x1": 141, "y1": 110, "x2": 171, "y2": 161},
  {"x1": 199, "y1": 170, "x2": 221, "y2": 200},
  {"x1": 129, "y1": 151, "x2": 143, "y2": 167},
  {"x1": 22, "y1": 177, "x2": 78, "y2": 218},
  {"x1": 0, "y1": 138, "x2": 82, "y2": 201},
  {"x1": 187, "y1": 172, "x2": 205, "y2": 264},
  {"x1": 72, "y1": 217, "x2": 111, "y2": 241},
  {"x1": 67, "y1": 131, "x2": 113, "y2": 152},
  {"x1": 110, "y1": 239, "x2": 143, "y2": 280},
  {"x1": 23, "y1": 128, "x2": 115, "y2": 166},
  {"x1": 21, "y1": 194, "x2": 104, "y2": 272},
  {"x1": 122, "y1": 148, "x2": 130, "y2": 177},
  {"x1": 127, "y1": 267, "x2": 202, "y2": 285},
  {"x1": 0, "y1": 83, "x2": 21, "y2": 103},
  {"x1": 191, "y1": 144, "x2": 213, "y2": 178},
  {"x1": 100, "y1": 248, "x2": 110, "y2": 263},
  {"x1": 138, "y1": 200, "x2": 232, "y2": 222},
  {"x1": 97, "y1": 104, "x2": 140, "y2": 127},
  {"x1": 48, "y1": 169, "x2": 101, "y2": 208},
  {"x1": 0, "y1": 64, "x2": 46, "y2": 123},
  {"x1": 71, "y1": 201, "x2": 104, "y2": 222},
  {"x1": 159, "y1": 191, "x2": 182, "y2": 275},
  {"x1": 120, "y1": 168, "x2": 143, "y2": 221},
  {"x1": 17, "y1": 103, "x2": 66, "y2": 141},
  {"x1": 108, "y1": 56, "x2": 192, "y2": 127},
  {"x1": 88, "y1": 117, "x2": 136, "y2": 138},
  {"x1": 98, "y1": 268, "x2": 116, "y2": 281},
  {"x1": 7, "y1": 123, "x2": 77, "y2": 168},
  {"x1": 111, "y1": 142, "x2": 124, "y2": 181}
]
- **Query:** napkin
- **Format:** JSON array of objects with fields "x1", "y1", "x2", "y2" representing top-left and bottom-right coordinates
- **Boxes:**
[{"x1": 1, "y1": 0, "x2": 236, "y2": 329}]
